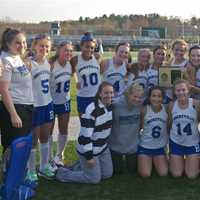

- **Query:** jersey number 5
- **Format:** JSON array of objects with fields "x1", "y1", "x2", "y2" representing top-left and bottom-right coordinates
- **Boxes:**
[{"x1": 41, "y1": 79, "x2": 49, "y2": 94}]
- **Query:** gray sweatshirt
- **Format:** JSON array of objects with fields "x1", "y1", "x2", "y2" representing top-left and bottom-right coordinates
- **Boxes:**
[{"x1": 108, "y1": 95, "x2": 141, "y2": 154}]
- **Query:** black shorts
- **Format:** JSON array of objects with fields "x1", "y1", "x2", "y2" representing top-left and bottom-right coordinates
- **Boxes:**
[{"x1": 0, "y1": 102, "x2": 33, "y2": 150}]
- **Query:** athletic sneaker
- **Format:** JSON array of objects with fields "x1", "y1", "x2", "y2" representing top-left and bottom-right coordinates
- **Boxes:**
[
  {"x1": 54, "y1": 155, "x2": 64, "y2": 167},
  {"x1": 49, "y1": 160, "x2": 58, "y2": 173},
  {"x1": 38, "y1": 165, "x2": 55, "y2": 180},
  {"x1": 26, "y1": 170, "x2": 38, "y2": 182}
]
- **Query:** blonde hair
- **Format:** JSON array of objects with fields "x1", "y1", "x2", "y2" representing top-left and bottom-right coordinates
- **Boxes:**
[
  {"x1": 124, "y1": 83, "x2": 144, "y2": 98},
  {"x1": 138, "y1": 48, "x2": 151, "y2": 58},
  {"x1": 31, "y1": 34, "x2": 51, "y2": 53},
  {"x1": 172, "y1": 39, "x2": 188, "y2": 50}
]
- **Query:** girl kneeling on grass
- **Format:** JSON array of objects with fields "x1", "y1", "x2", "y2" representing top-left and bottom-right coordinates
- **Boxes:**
[
  {"x1": 138, "y1": 86, "x2": 168, "y2": 177},
  {"x1": 56, "y1": 82, "x2": 113, "y2": 184},
  {"x1": 108, "y1": 83, "x2": 144, "y2": 175},
  {"x1": 168, "y1": 79, "x2": 200, "y2": 179}
]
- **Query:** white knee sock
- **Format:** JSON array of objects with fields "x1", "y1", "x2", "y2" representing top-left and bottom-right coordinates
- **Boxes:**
[
  {"x1": 48, "y1": 135, "x2": 53, "y2": 160},
  {"x1": 28, "y1": 149, "x2": 36, "y2": 171},
  {"x1": 57, "y1": 134, "x2": 68, "y2": 158},
  {"x1": 40, "y1": 142, "x2": 49, "y2": 171}
]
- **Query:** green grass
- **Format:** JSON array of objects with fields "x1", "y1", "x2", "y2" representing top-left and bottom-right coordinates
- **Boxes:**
[{"x1": 35, "y1": 141, "x2": 200, "y2": 200}]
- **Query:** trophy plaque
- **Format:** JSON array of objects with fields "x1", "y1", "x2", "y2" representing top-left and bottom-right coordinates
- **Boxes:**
[{"x1": 159, "y1": 66, "x2": 185, "y2": 88}]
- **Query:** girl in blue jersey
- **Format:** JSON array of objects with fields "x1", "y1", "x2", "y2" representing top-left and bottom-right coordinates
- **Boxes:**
[
  {"x1": 70, "y1": 32, "x2": 101, "y2": 117},
  {"x1": 138, "y1": 86, "x2": 168, "y2": 177},
  {"x1": 49, "y1": 41, "x2": 73, "y2": 166},
  {"x1": 168, "y1": 40, "x2": 188, "y2": 67},
  {"x1": 27, "y1": 34, "x2": 55, "y2": 181},
  {"x1": 168, "y1": 79, "x2": 200, "y2": 179},
  {"x1": 147, "y1": 46, "x2": 166, "y2": 89},
  {"x1": 101, "y1": 42, "x2": 132, "y2": 102},
  {"x1": 164, "y1": 40, "x2": 188, "y2": 104},
  {"x1": 128, "y1": 49, "x2": 151, "y2": 102},
  {"x1": 184, "y1": 45, "x2": 200, "y2": 97}
]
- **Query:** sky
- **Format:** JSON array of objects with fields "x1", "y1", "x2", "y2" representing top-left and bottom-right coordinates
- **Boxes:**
[{"x1": 0, "y1": 0, "x2": 200, "y2": 23}]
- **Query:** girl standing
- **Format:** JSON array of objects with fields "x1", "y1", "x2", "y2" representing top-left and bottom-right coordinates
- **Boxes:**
[
  {"x1": 129, "y1": 49, "x2": 150, "y2": 102},
  {"x1": 49, "y1": 41, "x2": 73, "y2": 166},
  {"x1": 0, "y1": 28, "x2": 33, "y2": 154},
  {"x1": 28, "y1": 34, "x2": 55, "y2": 181},
  {"x1": 147, "y1": 46, "x2": 166, "y2": 89},
  {"x1": 101, "y1": 42, "x2": 131, "y2": 102},
  {"x1": 70, "y1": 32, "x2": 101, "y2": 116}
]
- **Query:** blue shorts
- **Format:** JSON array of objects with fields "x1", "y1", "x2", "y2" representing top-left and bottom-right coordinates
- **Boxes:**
[
  {"x1": 169, "y1": 139, "x2": 200, "y2": 155},
  {"x1": 137, "y1": 145, "x2": 166, "y2": 156},
  {"x1": 33, "y1": 102, "x2": 54, "y2": 127},
  {"x1": 77, "y1": 96, "x2": 95, "y2": 114},
  {"x1": 54, "y1": 100, "x2": 71, "y2": 115}
]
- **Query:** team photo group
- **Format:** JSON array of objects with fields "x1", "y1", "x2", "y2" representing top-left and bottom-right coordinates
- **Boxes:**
[{"x1": 1, "y1": 27, "x2": 200, "y2": 198}]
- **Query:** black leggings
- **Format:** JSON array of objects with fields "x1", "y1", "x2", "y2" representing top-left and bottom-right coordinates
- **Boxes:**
[
  {"x1": 110, "y1": 150, "x2": 137, "y2": 175},
  {"x1": 0, "y1": 102, "x2": 33, "y2": 151}
]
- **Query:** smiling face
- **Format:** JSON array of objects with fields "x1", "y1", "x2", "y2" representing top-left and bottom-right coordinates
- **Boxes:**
[
  {"x1": 8, "y1": 33, "x2": 27, "y2": 56},
  {"x1": 58, "y1": 44, "x2": 73, "y2": 62},
  {"x1": 138, "y1": 50, "x2": 151, "y2": 69},
  {"x1": 173, "y1": 43, "x2": 187, "y2": 62},
  {"x1": 115, "y1": 45, "x2": 130, "y2": 63},
  {"x1": 149, "y1": 89, "x2": 163, "y2": 108},
  {"x1": 127, "y1": 90, "x2": 143, "y2": 106},
  {"x1": 99, "y1": 85, "x2": 114, "y2": 106},
  {"x1": 34, "y1": 38, "x2": 51, "y2": 59},
  {"x1": 154, "y1": 48, "x2": 166, "y2": 65},
  {"x1": 174, "y1": 82, "x2": 189, "y2": 101},
  {"x1": 80, "y1": 41, "x2": 96, "y2": 59},
  {"x1": 189, "y1": 48, "x2": 200, "y2": 67}
]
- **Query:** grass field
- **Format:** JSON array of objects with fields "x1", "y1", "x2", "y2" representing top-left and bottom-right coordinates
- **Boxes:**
[{"x1": 35, "y1": 141, "x2": 200, "y2": 200}]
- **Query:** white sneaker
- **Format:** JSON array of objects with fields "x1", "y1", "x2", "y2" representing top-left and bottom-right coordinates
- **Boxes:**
[
  {"x1": 38, "y1": 165, "x2": 55, "y2": 180},
  {"x1": 54, "y1": 155, "x2": 64, "y2": 166},
  {"x1": 49, "y1": 160, "x2": 58, "y2": 172}
]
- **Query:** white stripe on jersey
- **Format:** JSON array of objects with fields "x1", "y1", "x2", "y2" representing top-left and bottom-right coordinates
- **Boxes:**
[
  {"x1": 140, "y1": 105, "x2": 168, "y2": 149},
  {"x1": 76, "y1": 55, "x2": 101, "y2": 97},
  {"x1": 103, "y1": 58, "x2": 127, "y2": 100},
  {"x1": 31, "y1": 59, "x2": 52, "y2": 107},
  {"x1": 147, "y1": 65, "x2": 158, "y2": 88},
  {"x1": 50, "y1": 61, "x2": 72, "y2": 104},
  {"x1": 170, "y1": 98, "x2": 200, "y2": 146}
]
